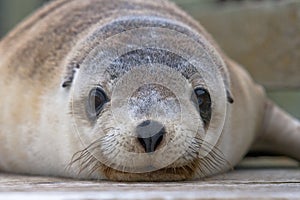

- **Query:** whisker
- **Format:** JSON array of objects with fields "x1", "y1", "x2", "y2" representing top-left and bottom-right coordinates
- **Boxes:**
[
  {"x1": 182, "y1": 136, "x2": 233, "y2": 178},
  {"x1": 68, "y1": 138, "x2": 105, "y2": 176}
]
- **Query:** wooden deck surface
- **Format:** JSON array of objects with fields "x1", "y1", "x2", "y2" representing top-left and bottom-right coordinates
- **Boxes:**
[{"x1": 0, "y1": 158, "x2": 299, "y2": 200}]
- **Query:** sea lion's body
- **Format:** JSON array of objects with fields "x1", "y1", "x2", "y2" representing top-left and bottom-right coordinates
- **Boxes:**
[{"x1": 0, "y1": 0, "x2": 299, "y2": 181}]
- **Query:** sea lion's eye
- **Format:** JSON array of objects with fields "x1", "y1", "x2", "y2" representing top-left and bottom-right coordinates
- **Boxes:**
[
  {"x1": 194, "y1": 88, "x2": 212, "y2": 127},
  {"x1": 89, "y1": 87, "x2": 108, "y2": 116}
]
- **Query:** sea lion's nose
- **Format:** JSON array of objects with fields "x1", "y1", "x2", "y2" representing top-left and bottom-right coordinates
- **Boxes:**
[{"x1": 136, "y1": 120, "x2": 165, "y2": 153}]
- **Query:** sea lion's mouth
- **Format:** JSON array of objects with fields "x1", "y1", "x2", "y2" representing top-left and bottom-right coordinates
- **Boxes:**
[{"x1": 99, "y1": 161, "x2": 198, "y2": 181}]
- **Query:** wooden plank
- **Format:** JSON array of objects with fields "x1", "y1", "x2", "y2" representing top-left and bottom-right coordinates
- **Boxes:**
[
  {"x1": 174, "y1": 0, "x2": 300, "y2": 90},
  {"x1": 0, "y1": 169, "x2": 300, "y2": 199},
  {"x1": 0, "y1": 157, "x2": 299, "y2": 200}
]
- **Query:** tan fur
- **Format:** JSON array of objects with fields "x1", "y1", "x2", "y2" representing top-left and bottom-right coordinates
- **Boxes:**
[{"x1": 0, "y1": 0, "x2": 299, "y2": 181}]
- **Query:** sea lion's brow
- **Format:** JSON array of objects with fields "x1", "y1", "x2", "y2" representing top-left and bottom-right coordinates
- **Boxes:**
[{"x1": 106, "y1": 48, "x2": 198, "y2": 80}]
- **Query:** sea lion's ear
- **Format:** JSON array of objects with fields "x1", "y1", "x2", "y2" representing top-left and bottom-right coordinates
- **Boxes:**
[
  {"x1": 218, "y1": 59, "x2": 234, "y2": 104},
  {"x1": 62, "y1": 74, "x2": 74, "y2": 88},
  {"x1": 227, "y1": 90, "x2": 234, "y2": 104},
  {"x1": 61, "y1": 63, "x2": 80, "y2": 88},
  {"x1": 217, "y1": 65, "x2": 234, "y2": 104}
]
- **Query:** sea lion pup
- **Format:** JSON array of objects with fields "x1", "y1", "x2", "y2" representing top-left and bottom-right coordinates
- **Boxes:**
[{"x1": 0, "y1": 0, "x2": 299, "y2": 181}]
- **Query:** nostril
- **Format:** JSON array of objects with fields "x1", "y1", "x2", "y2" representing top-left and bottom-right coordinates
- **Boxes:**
[
  {"x1": 154, "y1": 132, "x2": 164, "y2": 149},
  {"x1": 137, "y1": 128, "x2": 165, "y2": 153},
  {"x1": 137, "y1": 137, "x2": 147, "y2": 151}
]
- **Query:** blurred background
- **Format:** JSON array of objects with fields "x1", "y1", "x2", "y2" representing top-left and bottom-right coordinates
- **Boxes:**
[{"x1": 0, "y1": 0, "x2": 299, "y2": 118}]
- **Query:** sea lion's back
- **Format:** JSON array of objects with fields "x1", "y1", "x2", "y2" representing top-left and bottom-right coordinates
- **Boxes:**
[{"x1": 0, "y1": 0, "x2": 204, "y2": 85}]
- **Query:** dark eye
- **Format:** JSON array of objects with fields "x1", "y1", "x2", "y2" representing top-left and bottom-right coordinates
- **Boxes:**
[
  {"x1": 194, "y1": 88, "x2": 212, "y2": 128},
  {"x1": 88, "y1": 87, "x2": 108, "y2": 117}
]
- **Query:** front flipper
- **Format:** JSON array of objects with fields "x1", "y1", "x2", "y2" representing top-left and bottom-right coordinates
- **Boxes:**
[{"x1": 251, "y1": 100, "x2": 300, "y2": 161}]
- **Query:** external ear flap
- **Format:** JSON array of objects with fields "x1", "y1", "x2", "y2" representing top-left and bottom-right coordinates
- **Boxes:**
[
  {"x1": 61, "y1": 63, "x2": 80, "y2": 88},
  {"x1": 227, "y1": 89, "x2": 234, "y2": 104},
  {"x1": 218, "y1": 59, "x2": 234, "y2": 104},
  {"x1": 217, "y1": 64, "x2": 234, "y2": 104},
  {"x1": 62, "y1": 73, "x2": 74, "y2": 88}
]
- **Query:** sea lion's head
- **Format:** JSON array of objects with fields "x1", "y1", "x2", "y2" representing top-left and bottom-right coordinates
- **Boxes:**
[{"x1": 66, "y1": 16, "x2": 233, "y2": 181}]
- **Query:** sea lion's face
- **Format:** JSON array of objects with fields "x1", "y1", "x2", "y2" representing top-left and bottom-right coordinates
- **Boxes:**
[{"x1": 70, "y1": 27, "x2": 230, "y2": 181}]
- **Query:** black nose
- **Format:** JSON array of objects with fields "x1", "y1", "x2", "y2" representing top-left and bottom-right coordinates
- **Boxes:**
[{"x1": 136, "y1": 120, "x2": 165, "y2": 153}]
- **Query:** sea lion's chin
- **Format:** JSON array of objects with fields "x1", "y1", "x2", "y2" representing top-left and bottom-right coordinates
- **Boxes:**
[{"x1": 99, "y1": 162, "x2": 197, "y2": 181}]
